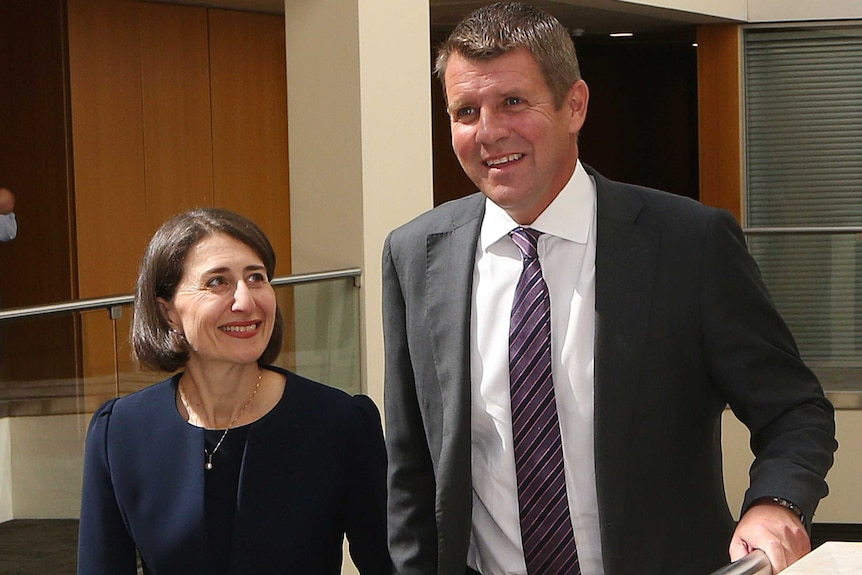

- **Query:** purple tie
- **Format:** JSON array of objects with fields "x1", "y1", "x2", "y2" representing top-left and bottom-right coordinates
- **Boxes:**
[{"x1": 509, "y1": 227, "x2": 580, "y2": 575}]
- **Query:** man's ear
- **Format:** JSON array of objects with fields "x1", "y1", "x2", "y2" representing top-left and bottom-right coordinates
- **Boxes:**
[{"x1": 567, "y1": 79, "x2": 589, "y2": 135}]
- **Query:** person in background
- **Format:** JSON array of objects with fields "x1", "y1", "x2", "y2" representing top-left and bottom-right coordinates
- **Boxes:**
[
  {"x1": 381, "y1": 3, "x2": 836, "y2": 574},
  {"x1": 79, "y1": 207, "x2": 390, "y2": 574},
  {"x1": 0, "y1": 187, "x2": 17, "y2": 242}
]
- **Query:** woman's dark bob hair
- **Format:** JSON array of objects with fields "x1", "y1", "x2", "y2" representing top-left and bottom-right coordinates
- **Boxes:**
[{"x1": 131, "y1": 207, "x2": 284, "y2": 372}]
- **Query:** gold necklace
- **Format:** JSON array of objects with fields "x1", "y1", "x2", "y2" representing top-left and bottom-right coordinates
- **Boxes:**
[{"x1": 179, "y1": 369, "x2": 262, "y2": 471}]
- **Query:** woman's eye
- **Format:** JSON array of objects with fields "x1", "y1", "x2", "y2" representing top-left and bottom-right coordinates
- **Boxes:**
[
  {"x1": 205, "y1": 277, "x2": 230, "y2": 291},
  {"x1": 246, "y1": 272, "x2": 267, "y2": 286}
]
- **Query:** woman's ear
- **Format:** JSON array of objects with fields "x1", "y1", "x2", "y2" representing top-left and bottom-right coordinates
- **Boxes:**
[{"x1": 157, "y1": 297, "x2": 179, "y2": 332}]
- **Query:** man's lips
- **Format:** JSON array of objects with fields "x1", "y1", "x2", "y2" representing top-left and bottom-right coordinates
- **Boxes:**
[{"x1": 484, "y1": 153, "x2": 524, "y2": 167}]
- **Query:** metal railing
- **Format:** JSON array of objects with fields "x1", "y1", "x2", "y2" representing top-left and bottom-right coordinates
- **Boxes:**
[
  {"x1": 0, "y1": 267, "x2": 362, "y2": 323},
  {"x1": 709, "y1": 550, "x2": 772, "y2": 575},
  {"x1": 0, "y1": 267, "x2": 365, "y2": 416},
  {"x1": 743, "y1": 226, "x2": 862, "y2": 236}
]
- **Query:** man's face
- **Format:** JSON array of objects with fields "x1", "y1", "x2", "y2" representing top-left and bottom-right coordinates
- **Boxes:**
[{"x1": 444, "y1": 49, "x2": 588, "y2": 225}]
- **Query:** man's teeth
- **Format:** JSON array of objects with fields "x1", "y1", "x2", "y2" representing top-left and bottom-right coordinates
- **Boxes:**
[
  {"x1": 486, "y1": 153, "x2": 523, "y2": 167},
  {"x1": 221, "y1": 324, "x2": 257, "y2": 333}
]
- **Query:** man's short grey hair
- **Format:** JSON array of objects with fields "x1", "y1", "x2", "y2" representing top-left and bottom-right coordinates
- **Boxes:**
[{"x1": 434, "y1": 2, "x2": 581, "y2": 108}]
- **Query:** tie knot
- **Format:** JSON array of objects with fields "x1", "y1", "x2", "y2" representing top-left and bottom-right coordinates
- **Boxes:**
[{"x1": 510, "y1": 227, "x2": 541, "y2": 260}]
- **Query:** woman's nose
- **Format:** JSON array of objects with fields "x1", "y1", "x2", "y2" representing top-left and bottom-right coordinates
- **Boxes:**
[{"x1": 231, "y1": 280, "x2": 254, "y2": 311}]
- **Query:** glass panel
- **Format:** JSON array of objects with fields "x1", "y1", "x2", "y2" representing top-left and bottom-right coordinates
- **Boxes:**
[
  {"x1": 748, "y1": 232, "x2": 862, "y2": 391},
  {"x1": 0, "y1": 273, "x2": 361, "y2": 534},
  {"x1": 282, "y1": 278, "x2": 362, "y2": 396},
  {"x1": 0, "y1": 276, "x2": 361, "y2": 419},
  {"x1": 105, "y1": 277, "x2": 364, "y2": 403},
  {"x1": 0, "y1": 314, "x2": 83, "y2": 417}
]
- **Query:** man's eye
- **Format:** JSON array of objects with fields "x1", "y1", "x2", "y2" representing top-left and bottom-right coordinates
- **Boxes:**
[
  {"x1": 454, "y1": 107, "x2": 476, "y2": 120},
  {"x1": 505, "y1": 97, "x2": 524, "y2": 106}
]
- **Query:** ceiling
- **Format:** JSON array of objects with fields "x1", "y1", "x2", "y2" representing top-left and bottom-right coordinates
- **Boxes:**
[{"x1": 153, "y1": 0, "x2": 738, "y2": 40}]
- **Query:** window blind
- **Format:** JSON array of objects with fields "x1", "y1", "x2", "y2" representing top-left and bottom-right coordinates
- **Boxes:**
[{"x1": 743, "y1": 26, "x2": 862, "y2": 389}]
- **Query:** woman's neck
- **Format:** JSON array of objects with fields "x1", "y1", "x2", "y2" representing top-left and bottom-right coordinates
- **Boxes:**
[{"x1": 178, "y1": 362, "x2": 262, "y2": 429}]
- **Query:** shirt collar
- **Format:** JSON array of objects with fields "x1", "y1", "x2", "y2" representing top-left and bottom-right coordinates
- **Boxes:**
[{"x1": 480, "y1": 160, "x2": 596, "y2": 252}]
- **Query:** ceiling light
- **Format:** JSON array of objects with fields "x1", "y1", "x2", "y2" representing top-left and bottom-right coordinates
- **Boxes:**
[{"x1": 609, "y1": 32, "x2": 634, "y2": 38}]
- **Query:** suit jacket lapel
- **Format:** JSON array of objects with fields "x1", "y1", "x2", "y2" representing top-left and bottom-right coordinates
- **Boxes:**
[
  {"x1": 591, "y1": 168, "x2": 660, "y2": 513},
  {"x1": 423, "y1": 195, "x2": 484, "y2": 568},
  {"x1": 424, "y1": 195, "x2": 485, "y2": 436}
]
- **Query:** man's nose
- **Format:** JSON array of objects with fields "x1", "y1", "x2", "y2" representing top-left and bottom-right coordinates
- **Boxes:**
[{"x1": 476, "y1": 109, "x2": 509, "y2": 144}]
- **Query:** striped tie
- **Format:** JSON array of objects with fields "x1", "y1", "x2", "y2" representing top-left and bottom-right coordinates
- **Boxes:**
[{"x1": 508, "y1": 227, "x2": 580, "y2": 575}]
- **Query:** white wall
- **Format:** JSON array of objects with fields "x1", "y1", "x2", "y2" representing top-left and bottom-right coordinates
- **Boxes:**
[
  {"x1": 618, "y1": 0, "x2": 862, "y2": 22},
  {"x1": 749, "y1": 0, "x2": 862, "y2": 22},
  {"x1": 0, "y1": 418, "x2": 12, "y2": 522},
  {"x1": 619, "y1": 0, "x2": 748, "y2": 20},
  {"x1": 0, "y1": 414, "x2": 86, "y2": 522},
  {"x1": 7, "y1": 415, "x2": 86, "y2": 519},
  {"x1": 285, "y1": 0, "x2": 433, "y2": 409}
]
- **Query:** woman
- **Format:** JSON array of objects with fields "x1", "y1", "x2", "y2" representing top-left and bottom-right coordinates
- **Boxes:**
[{"x1": 78, "y1": 208, "x2": 390, "y2": 574}]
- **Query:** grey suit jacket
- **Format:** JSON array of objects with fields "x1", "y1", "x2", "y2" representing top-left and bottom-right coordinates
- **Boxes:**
[{"x1": 382, "y1": 165, "x2": 836, "y2": 575}]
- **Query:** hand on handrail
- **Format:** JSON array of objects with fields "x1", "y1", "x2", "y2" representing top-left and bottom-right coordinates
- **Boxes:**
[
  {"x1": 731, "y1": 500, "x2": 810, "y2": 572},
  {"x1": 709, "y1": 549, "x2": 772, "y2": 575}
]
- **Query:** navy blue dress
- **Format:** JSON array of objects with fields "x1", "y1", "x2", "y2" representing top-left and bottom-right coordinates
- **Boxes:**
[{"x1": 78, "y1": 365, "x2": 391, "y2": 574}]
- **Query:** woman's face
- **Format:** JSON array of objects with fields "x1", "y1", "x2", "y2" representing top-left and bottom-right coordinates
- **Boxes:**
[{"x1": 159, "y1": 233, "x2": 276, "y2": 368}]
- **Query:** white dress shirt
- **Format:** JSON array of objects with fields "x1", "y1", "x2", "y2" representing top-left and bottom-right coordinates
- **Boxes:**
[
  {"x1": 0, "y1": 213, "x2": 17, "y2": 242},
  {"x1": 468, "y1": 160, "x2": 602, "y2": 575}
]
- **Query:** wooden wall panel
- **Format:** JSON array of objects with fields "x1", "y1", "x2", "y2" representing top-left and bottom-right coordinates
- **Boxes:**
[
  {"x1": 0, "y1": 0, "x2": 80, "y2": 385},
  {"x1": 68, "y1": 0, "x2": 149, "y2": 299},
  {"x1": 208, "y1": 9, "x2": 291, "y2": 277},
  {"x1": 139, "y1": 2, "x2": 213, "y2": 225},
  {"x1": 697, "y1": 24, "x2": 743, "y2": 222},
  {"x1": 68, "y1": 0, "x2": 148, "y2": 384},
  {"x1": 2, "y1": 0, "x2": 293, "y2": 411}
]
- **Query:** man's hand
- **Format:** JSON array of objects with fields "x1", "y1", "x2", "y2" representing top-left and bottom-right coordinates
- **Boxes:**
[{"x1": 730, "y1": 501, "x2": 810, "y2": 573}]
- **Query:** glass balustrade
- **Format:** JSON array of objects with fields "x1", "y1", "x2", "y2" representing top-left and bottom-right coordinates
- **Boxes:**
[{"x1": 0, "y1": 269, "x2": 361, "y2": 524}]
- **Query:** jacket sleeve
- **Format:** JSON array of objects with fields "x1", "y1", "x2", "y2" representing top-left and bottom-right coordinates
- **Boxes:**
[
  {"x1": 382, "y1": 233, "x2": 440, "y2": 575},
  {"x1": 700, "y1": 209, "x2": 837, "y2": 528},
  {"x1": 78, "y1": 399, "x2": 139, "y2": 574},
  {"x1": 345, "y1": 394, "x2": 393, "y2": 574}
]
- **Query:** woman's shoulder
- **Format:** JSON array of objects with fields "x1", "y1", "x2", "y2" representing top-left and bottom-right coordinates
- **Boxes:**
[
  {"x1": 265, "y1": 365, "x2": 382, "y2": 429},
  {"x1": 91, "y1": 374, "x2": 179, "y2": 424},
  {"x1": 85, "y1": 375, "x2": 180, "y2": 450}
]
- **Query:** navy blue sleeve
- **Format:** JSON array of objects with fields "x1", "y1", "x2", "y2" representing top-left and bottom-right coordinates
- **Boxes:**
[
  {"x1": 345, "y1": 394, "x2": 392, "y2": 574},
  {"x1": 77, "y1": 399, "x2": 139, "y2": 574}
]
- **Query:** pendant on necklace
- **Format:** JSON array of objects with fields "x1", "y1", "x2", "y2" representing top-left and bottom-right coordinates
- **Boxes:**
[{"x1": 205, "y1": 461, "x2": 214, "y2": 471}]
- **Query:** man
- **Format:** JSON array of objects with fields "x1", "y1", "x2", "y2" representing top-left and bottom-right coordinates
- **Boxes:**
[
  {"x1": 0, "y1": 187, "x2": 16, "y2": 242},
  {"x1": 382, "y1": 3, "x2": 836, "y2": 575}
]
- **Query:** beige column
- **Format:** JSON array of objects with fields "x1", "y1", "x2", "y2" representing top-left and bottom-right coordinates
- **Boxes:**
[
  {"x1": 285, "y1": 5, "x2": 433, "y2": 570},
  {"x1": 284, "y1": 0, "x2": 433, "y2": 407}
]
